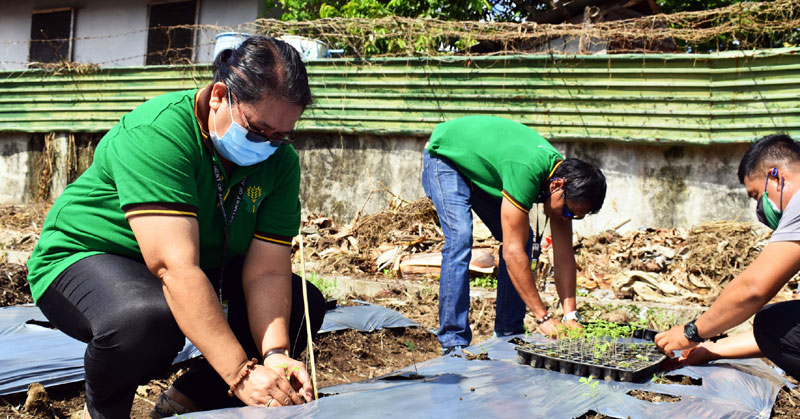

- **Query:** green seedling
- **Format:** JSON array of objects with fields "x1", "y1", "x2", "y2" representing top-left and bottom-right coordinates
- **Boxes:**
[
  {"x1": 470, "y1": 275, "x2": 497, "y2": 289},
  {"x1": 651, "y1": 373, "x2": 668, "y2": 384},
  {"x1": 405, "y1": 340, "x2": 419, "y2": 376},
  {"x1": 272, "y1": 363, "x2": 302, "y2": 380},
  {"x1": 580, "y1": 375, "x2": 600, "y2": 412},
  {"x1": 524, "y1": 325, "x2": 533, "y2": 340}
]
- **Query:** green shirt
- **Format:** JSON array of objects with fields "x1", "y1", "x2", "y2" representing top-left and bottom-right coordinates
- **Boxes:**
[
  {"x1": 426, "y1": 116, "x2": 563, "y2": 212},
  {"x1": 26, "y1": 90, "x2": 301, "y2": 302}
]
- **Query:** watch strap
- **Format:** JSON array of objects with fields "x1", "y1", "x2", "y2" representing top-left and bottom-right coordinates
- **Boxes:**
[
  {"x1": 264, "y1": 347, "x2": 290, "y2": 359},
  {"x1": 563, "y1": 310, "x2": 582, "y2": 322}
]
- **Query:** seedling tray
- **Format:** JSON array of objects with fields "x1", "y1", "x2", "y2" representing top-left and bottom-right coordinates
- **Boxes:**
[{"x1": 515, "y1": 340, "x2": 665, "y2": 382}]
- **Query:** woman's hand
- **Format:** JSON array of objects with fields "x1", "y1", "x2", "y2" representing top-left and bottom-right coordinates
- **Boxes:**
[
  {"x1": 233, "y1": 355, "x2": 311, "y2": 407},
  {"x1": 264, "y1": 354, "x2": 314, "y2": 405}
]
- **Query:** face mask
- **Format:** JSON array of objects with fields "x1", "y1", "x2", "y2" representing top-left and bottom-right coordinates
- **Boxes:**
[
  {"x1": 755, "y1": 169, "x2": 783, "y2": 230},
  {"x1": 209, "y1": 89, "x2": 279, "y2": 167}
]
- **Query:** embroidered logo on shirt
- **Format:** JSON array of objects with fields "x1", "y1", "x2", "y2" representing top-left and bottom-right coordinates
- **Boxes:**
[{"x1": 246, "y1": 185, "x2": 263, "y2": 213}]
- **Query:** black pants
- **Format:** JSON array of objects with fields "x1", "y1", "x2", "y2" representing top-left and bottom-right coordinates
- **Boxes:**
[
  {"x1": 37, "y1": 253, "x2": 325, "y2": 419},
  {"x1": 753, "y1": 300, "x2": 800, "y2": 380}
]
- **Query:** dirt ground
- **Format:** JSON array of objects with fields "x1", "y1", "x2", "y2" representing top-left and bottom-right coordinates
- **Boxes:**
[{"x1": 1, "y1": 202, "x2": 799, "y2": 418}]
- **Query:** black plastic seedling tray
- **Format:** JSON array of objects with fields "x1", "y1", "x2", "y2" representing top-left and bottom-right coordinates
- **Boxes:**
[
  {"x1": 515, "y1": 340, "x2": 665, "y2": 382},
  {"x1": 514, "y1": 322, "x2": 666, "y2": 382}
]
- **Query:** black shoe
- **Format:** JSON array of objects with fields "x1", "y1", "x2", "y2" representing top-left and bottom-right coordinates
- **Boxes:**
[{"x1": 149, "y1": 392, "x2": 192, "y2": 419}]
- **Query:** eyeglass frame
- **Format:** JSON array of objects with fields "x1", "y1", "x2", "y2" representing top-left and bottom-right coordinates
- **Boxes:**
[
  {"x1": 561, "y1": 194, "x2": 584, "y2": 220},
  {"x1": 228, "y1": 89, "x2": 295, "y2": 146}
]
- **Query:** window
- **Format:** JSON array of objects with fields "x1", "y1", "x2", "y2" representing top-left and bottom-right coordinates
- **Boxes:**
[
  {"x1": 146, "y1": 0, "x2": 197, "y2": 65},
  {"x1": 29, "y1": 8, "x2": 74, "y2": 64}
]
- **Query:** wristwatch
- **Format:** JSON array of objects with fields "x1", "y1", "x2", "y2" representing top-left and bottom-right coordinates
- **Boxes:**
[
  {"x1": 264, "y1": 347, "x2": 290, "y2": 359},
  {"x1": 683, "y1": 320, "x2": 704, "y2": 343},
  {"x1": 563, "y1": 310, "x2": 582, "y2": 323}
]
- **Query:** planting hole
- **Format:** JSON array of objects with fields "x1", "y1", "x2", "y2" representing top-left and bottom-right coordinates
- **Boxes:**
[
  {"x1": 576, "y1": 410, "x2": 605, "y2": 418},
  {"x1": 380, "y1": 372, "x2": 425, "y2": 380},
  {"x1": 627, "y1": 390, "x2": 681, "y2": 403},
  {"x1": 653, "y1": 374, "x2": 702, "y2": 386},
  {"x1": 508, "y1": 337, "x2": 526, "y2": 345}
]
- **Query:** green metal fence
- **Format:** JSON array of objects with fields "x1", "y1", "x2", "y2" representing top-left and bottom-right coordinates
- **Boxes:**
[{"x1": 1, "y1": 48, "x2": 798, "y2": 145}]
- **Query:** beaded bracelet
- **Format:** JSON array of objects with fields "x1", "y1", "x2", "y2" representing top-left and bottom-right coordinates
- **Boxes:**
[
  {"x1": 535, "y1": 313, "x2": 553, "y2": 325},
  {"x1": 228, "y1": 358, "x2": 259, "y2": 397}
]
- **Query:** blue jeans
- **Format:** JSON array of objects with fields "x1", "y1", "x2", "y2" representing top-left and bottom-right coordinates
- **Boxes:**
[{"x1": 422, "y1": 149, "x2": 533, "y2": 347}]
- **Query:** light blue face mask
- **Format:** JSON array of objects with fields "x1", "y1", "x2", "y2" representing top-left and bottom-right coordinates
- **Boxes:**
[{"x1": 209, "y1": 89, "x2": 278, "y2": 167}]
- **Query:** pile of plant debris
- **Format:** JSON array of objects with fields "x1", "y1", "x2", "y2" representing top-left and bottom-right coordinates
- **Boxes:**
[
  {"x1": 560, "y1": 221, "x2": 774, "y2": 304},
  {"x1": 295, "y1": 198, "x2": 778, "y2": 304},
  {"x1": 297, "y1": 198, "x2": 468, "y2": 276}
]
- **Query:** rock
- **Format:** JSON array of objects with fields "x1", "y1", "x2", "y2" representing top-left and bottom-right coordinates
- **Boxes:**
[
  {"x1": 590, "y1": 289, "x2": 615, "y2": 300},
  {"x1": 136, "y1": 385, "x2": 152, "y2": 398},
  {"x1": 3, "y1": 250, "x2": 31, "y2": 265}
]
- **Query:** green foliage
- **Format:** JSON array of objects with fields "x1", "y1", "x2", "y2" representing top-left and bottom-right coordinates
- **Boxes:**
[
  {"x1": 308, "y1": 272, "x2": 338, "y2": 299},
  {"x1": 263, "y1": 0, "x2": 798, "y2": 56},
  {"x1": 584, "y1": 320, "x2": 635, "y2": 340},
  {"x1": 270, "y1": 0, "x2": 489, "y2": 21},
  {"x1": 470, "y1": 275, "x2": 498, "y2": 289},
  {"x1": 656, "y1": 0, "x2": 744, "y2": 14}
]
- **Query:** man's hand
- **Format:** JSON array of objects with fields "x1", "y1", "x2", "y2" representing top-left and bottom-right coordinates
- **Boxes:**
[
  {"x1": 538, "y1": 317, "x2": 564, "y2": 337},
  {"x1": 655, "y1": 324, "x2": 698, "y2": 357},
  {"x1": 562, "y1": 319, "x2": 583, "y2": 330}
]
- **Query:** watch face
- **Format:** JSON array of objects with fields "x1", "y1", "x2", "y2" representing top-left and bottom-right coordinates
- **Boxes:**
[{"x1": 684, "y1": 321, "x2": 701, "y2": 342}]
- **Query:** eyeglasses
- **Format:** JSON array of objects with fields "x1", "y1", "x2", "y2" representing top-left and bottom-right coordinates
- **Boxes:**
[
  {"x1": 230, "y1": 91, "x2": 295, "y2": 146},
  {"x1": 562, "y1": 199, "x2": 584, "y2": 220}
]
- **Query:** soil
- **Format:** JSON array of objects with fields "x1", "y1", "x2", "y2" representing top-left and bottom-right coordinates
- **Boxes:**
[{"x1": 1, "y1": 202, "x2": 799, "y2": 418}]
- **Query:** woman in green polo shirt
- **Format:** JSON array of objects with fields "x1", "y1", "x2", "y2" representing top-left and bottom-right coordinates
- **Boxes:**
[{"x1": 26, "y1": 36, "x2": 324, "y2": 418}]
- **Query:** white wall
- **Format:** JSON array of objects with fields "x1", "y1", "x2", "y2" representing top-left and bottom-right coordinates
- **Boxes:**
[{"x1": 0, "y1": 0, "x2": 263, "y2": 70}]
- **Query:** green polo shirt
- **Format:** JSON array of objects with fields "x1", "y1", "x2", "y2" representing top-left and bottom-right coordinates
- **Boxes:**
[
  {"x1": 426, "y1": 115, "x2": 563, "y2": 213},
  {"x1": 26, "y1": 89, "x2": 301, "y2": 302}
]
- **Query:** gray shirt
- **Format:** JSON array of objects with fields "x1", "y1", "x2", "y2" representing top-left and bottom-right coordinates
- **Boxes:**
[{"x1": 770, "y1": 191, "x2": 800, "y2": 242}]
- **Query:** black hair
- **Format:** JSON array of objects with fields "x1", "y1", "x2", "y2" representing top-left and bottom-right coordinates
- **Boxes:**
[
  {"x1": 212, "y1": 36, "x2": 313, "y2": 107},
  {"x1": 737, "y1": 134, "x2": 800, "y2": 184},
  {"x1": 552, "y1": 158, "x2": 607, "y2": 214}
]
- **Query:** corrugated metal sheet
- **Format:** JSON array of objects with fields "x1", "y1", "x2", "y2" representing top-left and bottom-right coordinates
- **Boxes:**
[{"x1": 0, "y1": 48, "x2": 798, "y2": 145}]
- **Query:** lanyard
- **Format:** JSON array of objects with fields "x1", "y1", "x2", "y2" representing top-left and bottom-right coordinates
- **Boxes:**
[
  {"x1": 532, "y1": 204, "x2": 549, "y2": 262},
  {"x1": 212, "y1": 163, "x2": 247, "y2": 302},
  {"x1": 532, "y1": 205, "x2": 549, "y2": 292}
]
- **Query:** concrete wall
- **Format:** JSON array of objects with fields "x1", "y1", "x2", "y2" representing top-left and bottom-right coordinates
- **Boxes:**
[
  {"x1": 0, "y1": 0, "x2": 262, "y2": 70},
  {"x1": 0, "y1": 134, "x2": 38, "y2": 203},
  {"x1": 293, "y1": 133, "x2": 758, "y2": 236},
  {"x1": 0, "y1": 131, "x2": 759, "y2": 236}
]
